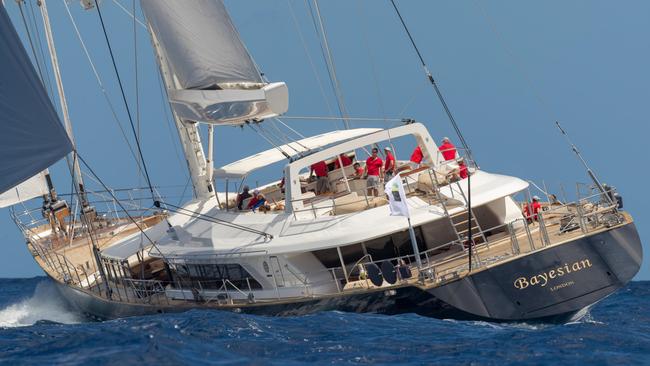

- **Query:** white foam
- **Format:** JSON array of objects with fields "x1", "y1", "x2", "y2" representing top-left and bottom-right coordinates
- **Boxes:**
[{"x1": 0, "y1": 280, "x2": 81, "y2": 328}]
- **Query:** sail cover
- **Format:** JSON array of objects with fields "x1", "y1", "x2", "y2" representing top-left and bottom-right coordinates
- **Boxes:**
[
  {"x1": 140, "y1": 0, "x2": 263, "y2": 89},
  {"x1": 0, "y1": 5, "x2": 72, "y2": 196}
]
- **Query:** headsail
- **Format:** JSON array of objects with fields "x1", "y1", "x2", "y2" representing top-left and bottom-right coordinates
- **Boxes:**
[
  {"x1": 0, "y1": 5, "x2": 72, "y2": 196},
  {"x1": 0, "y1": 171, "x2": 49, "y2": 208},
  {"x1": 141, "y1": 0, "x2": 288, "y2": 125}
]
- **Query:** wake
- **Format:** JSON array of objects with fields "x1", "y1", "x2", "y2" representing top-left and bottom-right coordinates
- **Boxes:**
[{"x1": 0, "y1": 280, "x2": 81, "y2": 328}]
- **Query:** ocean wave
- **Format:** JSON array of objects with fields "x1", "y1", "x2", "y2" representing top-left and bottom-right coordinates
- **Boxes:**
[{"x1": 0, "y1": 280, "x2": 80, "y2": 328}]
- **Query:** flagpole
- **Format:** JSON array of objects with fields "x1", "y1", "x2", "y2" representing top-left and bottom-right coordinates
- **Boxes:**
[
  {"x1": 468, "y1": 170, "x2": 473, "y2": 272},
  {"x1": 407, "y1": 217, "x2": 422, "y2": 270}
]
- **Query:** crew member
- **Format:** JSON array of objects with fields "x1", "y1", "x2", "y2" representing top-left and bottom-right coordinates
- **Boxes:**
[
  {"x1": 384, "y1": 147, "x2": 396, "y2": 181},
  {"x1": 334, "y1": 153, "x2": 352, "y2": 169},
  {"x1": 353, "y1": 162, "x2": 364, "y2": 178},
  {"x1": 458, "y1": 159, "x2": 468, "y2": 180},
  {"x1": 439, "y1": 137, "x2": 456, "y2": 161},
  {"x1": 310, "y1": 160, "x2": 330, "y2": 194},
  {"x1": 409, "y1": 145, "x2": 423, "y2": 169},
  {"x1": 524, "y1": 195, "x2": 542, "y2": 222},
  {"x1": 364, "y1": 148, "x2": 383, "y2": 196}
]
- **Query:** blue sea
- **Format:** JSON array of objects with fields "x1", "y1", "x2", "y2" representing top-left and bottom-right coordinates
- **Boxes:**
[{"x1": 0, "y1": 278, "x2": 648, "y2": 365}]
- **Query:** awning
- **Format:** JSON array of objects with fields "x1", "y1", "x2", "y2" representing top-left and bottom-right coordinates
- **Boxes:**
[{"x1": 213, "y1": 128, "x2": 381, "y2": 179}]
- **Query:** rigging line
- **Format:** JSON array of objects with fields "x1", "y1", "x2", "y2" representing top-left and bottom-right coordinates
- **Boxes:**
[
  {"x1": 111, "y1": 0, "x2": 146, "y2": 28},
  {"x1": 94, "y1": 0, "x2": 155, "y2": 201},
  {"x1": 247, "y1": 123, "x2": 291, "y2": 159},
  {"x1": 286, "y1": 0, "x2": 334, "y2": 117},
  {"x1": 274, "y1": 118, "x2": 306, "y2": 139},
  {"x1": 132, "y1": 0, "x2": 141, "y2": 151},
  {"x1": 471, "y1": 0, "x2": 556, "y2": 121},
  {"x1": 271, "y1": 118, "x2": 310, "y2": 151},
  {"x1": 75, "y1": 152, "x2": 174, "y2": 264},
  {"x1": 62, "y1": 0, "x2": 143, "y2": 176},
  {"x1": 155, "y1": 70, "x2": 188, "y2": 178},
  {"x1": 161, "y1": 201, "x2": 273, "y2": 239},
  {"x1": 355, "y1": 1, "x2": 388, "y2": 122},
  {"x1": 307, "y1": 0, "x2": 351, "y2": 130},
  {"x1": 16, "y1": 2, "x2": 46, "y2": 87},
  {"x1": 257, "y1": 122, "x2": 301, "y2": 155},
  {"x1": 27, "y1": 0, "x2": 53, "y2": 95},
  {"x1": 281, "y1": 115, "x2": 404, "y2": 122},
  {"x1": 389, "y1": 0, "x2": 474, "y2": 162},
  {"x1": 266, "y1": 120, "x2": 299, "y2": 153}
]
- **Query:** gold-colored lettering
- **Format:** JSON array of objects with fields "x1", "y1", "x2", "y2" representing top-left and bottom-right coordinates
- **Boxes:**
[
  {"x1": 572, "y1": 262, "x2": 581, "y2": 271},
  {"x1": 514, "y1": 277, "x2": 529, "y2": 289},
  {"x1": 530, "y1": 276, "x2": 539, "y2": 286},
  {"x1": 580, "y1": 259, "x2": 592, "y2": 268},
  {"x1": 549, "y1": 270, "x2": 556, "y2": 279},
  {"x1": 564, "y1": 264, "x2": 571, "y2": 273},
  {"x1": 557, "y1": 267, "x2": 564, "y2": 276},
  {"x1": 539, "y1": 273, "x2": 548, "y2": 287}
]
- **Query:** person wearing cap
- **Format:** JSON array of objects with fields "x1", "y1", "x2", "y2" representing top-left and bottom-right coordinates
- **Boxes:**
[
  {"x1": 383, "y1": 146, "x2": 396, "y2": 181},
  {"x1": 524, "y1": 195, "x2": 542, "y2": 222},
  {"x1": 439, "y1": 137, "x2": 457, "y2": 161},
  {"x1": 236, "y1": 185, "x2": 252, "y2": 210},
  {"x1": 310, "y1": 160, "x2": 331, "y2": 195},
  {"x1": 409, "y1": 145, "x2": 423, "y2": 169},
  {"x1": 364, "y1": 147, "x2": 383, "y2": 196}
]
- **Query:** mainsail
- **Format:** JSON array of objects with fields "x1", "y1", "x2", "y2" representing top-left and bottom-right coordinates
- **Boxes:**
[
  {"x1": 141, "y1": 0, "x2": 288, "y2": 125},
  {"x1": 0, "y1": 5, "x2": 72, "y2": 198}
]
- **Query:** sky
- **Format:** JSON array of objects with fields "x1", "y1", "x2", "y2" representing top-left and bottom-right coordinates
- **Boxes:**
[{"x1": 1, "y1": 0, "x2": 648, "y2": 279}]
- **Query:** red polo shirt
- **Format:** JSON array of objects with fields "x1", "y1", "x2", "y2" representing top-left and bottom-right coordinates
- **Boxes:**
[
  {"x1": 365, "y1": 156, "x2": 383, "y2": 176},
  {"x1": 334, "y1": 154, "x2": 352, "y2": 169},
  {"x1": 410, "y1": 146, "x2": 423, "y2": 164},
  {"x1": 311, "y1": 161, "x2": 328, "y2": 177},
  {"x1": 384, "y1": 152, "x2": 395, "y2": 172},
  {"x1": 459, "y1": 164, "x2": 468, "y2": 179},
  {"x1": 439, "y1": 142, "x2": 456, "y2": 161}
]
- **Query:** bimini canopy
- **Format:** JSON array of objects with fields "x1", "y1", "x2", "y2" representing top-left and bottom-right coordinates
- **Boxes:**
[
  {"x1": 141, "y1": 0, "x2": 288, "y2": 125},
  {"x1": 0, "y1": 6, "x2": 72, "y2": 198},
  {"x1": 214, "y1": 128, "x2": 381, "y2": 179}
]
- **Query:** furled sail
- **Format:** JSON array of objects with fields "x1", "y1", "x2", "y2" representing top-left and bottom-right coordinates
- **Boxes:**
[
  {"x1": 141, "y1": 0, "x2": 288, "y2": 125},
  {"x1": 0, "y1": 5, "x2": 72, "y2": 197}
]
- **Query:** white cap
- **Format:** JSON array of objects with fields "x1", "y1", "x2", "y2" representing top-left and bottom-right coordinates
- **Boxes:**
[
  {"x1": 384, "y1": 146, "x2": 392, "y2": 151},
  {"x1": 253, "y1": 189, "x2": 260, "y2": 195},
  {"x1": 442, "y1": 137, "x2": 450, "y2": 142},
  {"x1": 533, "y1": 195, "x2": 540, "y2": 201}
]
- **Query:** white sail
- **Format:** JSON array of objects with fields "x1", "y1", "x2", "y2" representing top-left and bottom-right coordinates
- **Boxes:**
[
  {"x1": 141, "y1": 0, "x2": 288, "y2": 125},
  {"x1": 0, "y1": 171, "x2": 48, "y2": 208},
  {"x1": 0, "y1": 5, "x2": 73, "y2": 196}
]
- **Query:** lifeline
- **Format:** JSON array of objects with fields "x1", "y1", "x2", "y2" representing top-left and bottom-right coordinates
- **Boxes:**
[{"x1": 513, "y1": 259, "x2": 592, "y2": 290}]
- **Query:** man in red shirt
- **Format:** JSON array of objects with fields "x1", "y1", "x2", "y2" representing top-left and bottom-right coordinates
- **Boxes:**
[
  {"x1": 524, "y1": 196, "x2": 542, "y2": 222},
  {"x1": 409, "y1": 145, "x2": 423, "y2": 169},
  {"x1": 439, "y1": 137, "x2": 456, "y2": 161},
  {"x1": 334, "y1": 153, "x2": 352, "y2": 169},
  {"x1": 310, "y1": 160, "x2": 330, "y2": 194},
  {"x1": 383, "y1": 147, "x2": 396, "y2": 181},
  {"x1": 458, "y1": 159, "x2": 468, "y2": 179},
  {"x1": 364, "y1": 148, "x2": 383, "y2": 196}
]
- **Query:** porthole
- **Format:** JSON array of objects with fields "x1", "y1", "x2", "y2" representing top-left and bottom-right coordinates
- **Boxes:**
[{"x1": 263, "y1": 261, "x2": 270, "y2": 273}]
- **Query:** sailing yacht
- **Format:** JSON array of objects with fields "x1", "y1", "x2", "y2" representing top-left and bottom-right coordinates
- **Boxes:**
[{"x1": 0, "y1": 0, "x2": 642, "y2": 322}]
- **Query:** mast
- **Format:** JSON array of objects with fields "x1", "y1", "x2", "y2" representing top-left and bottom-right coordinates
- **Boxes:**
[
  {"x1": 37, "y1": 0, "x2": 88, "y2": 204},
  {"x1": 147, "y1": 26, "x2": 212, "y2": 200}
]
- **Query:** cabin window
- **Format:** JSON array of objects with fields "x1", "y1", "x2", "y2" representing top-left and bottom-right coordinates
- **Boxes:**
[
  {"x1": 312, "y1": 247, "x2": 341, "y2": 269},
  {"x1": 174, "y1": 263, "x2": 262, "y2": 290}
]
